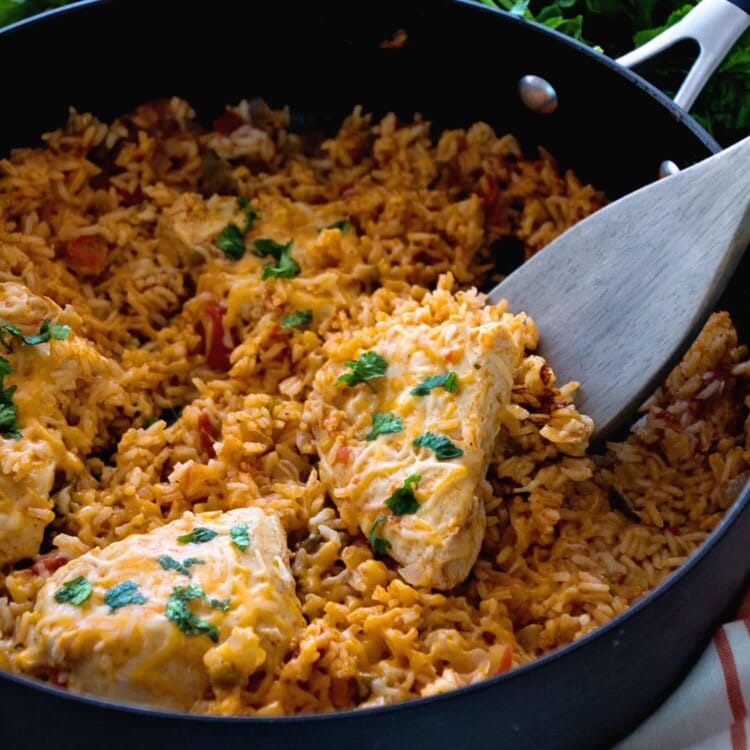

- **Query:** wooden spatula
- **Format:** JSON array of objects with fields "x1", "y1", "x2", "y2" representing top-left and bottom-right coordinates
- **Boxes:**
[{"x1": 487, "y1": 135, "x2": 750, "y2": 442}]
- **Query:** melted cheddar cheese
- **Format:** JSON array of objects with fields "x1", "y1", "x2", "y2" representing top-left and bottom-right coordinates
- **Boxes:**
[
  {"x1": 307, "y1": 292, "x2": 522, "y2": 589},
  {"x1": 0, "y1": 283, "x2": 127, "y2": 565},
  {"x1": 13, "y1": 508, "x2": 303, "y2": 711}
]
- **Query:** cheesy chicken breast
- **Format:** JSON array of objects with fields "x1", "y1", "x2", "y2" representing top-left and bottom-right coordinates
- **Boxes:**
[
  {"x1": 305, "y1": 286, "x2": 523, "y2": 589},
  {"x1": 13, "y1": 507, "x2": 304, "y2": 712},
  {"x1": 0, "y1": 282, "x2": 127, "y2": 566}
]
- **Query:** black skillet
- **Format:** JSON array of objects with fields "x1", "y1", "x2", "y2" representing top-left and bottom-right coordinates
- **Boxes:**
[{"x1": 1, "y1": 1, "x2": 749, "y2": 748}]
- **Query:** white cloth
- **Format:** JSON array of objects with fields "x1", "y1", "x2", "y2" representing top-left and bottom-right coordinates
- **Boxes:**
[{"x1": 616, "y1": 592, "x2": 750, "y2": 750}]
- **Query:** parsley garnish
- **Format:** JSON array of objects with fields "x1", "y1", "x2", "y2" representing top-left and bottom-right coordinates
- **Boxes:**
[
  {"x1": 214, "y1": 197, "x2": 260, "y2": 260},
  {"x1": 177, "y1": 527, "x2": 218, "y2": 545},
  {"x1": 215, "y1": 224, "x2": 245, "y2": 260},
  {"x1": 165, "y1": 584, "x2": 220, "y2": 642},
  {"x1": 253, "y1": 238, "x2": 301, "y2": 279},
  {"x1": 158, "y1": 555, "x2": 205, "y2": 577},
  {"x1": 104, "y1": 580, "x2": 147, "y2": 612},
  {"x1": 384, "y1": 474, "x2": 421, "y2": 515},
  {"x1": 366, "y1": 411, "x2": 404, "y2": 441},
  {"x1": 0, "y1": 320, "x2": 70, "y2": 440},
  {"x1": 413, "y1": 432, "x2": 464, "y2": 460},
  {"x1": 411, "y1": 372, "x2": 458, "y2": 396},
  {"x1": 230, "y1": 523, "x2": 250, "y2": 551},
  {"x1": 326, "y1": 219, "x2": 351, "y2": 232},
  {"x1": 0, "y1": 318, "x2": 70, "y2": 351},
  {"x1": 237, "y1": 197, "x2": 260, "y2": 231},
  {"x1": 280, "y1": 310, "x2": 313, "y2": 330},
  {"x1": 336, "y1": 351, "x2": 387, "y2": 393},
  {"x1": 54, "y1": 576, "x2": 92, "y2": 606},
  {"x1": 367, "y1": 515, "x2": 391, "y2": 556},
  {"x1": 0, "y1": 358, "x2": 19, "y2": 440}
]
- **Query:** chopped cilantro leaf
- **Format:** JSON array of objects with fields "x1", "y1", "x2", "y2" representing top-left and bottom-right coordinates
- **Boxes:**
[
  {"x1": 214, "y1": 198, "x2": 259, "y2": 260},
  {"x1": 252, "y1": 238, "x2": 289, "y2": 260},
  {"x1": 165, "y1": 584, "x2": 220, "y2": 642},
  {"x1": 230, "y1": 523, "x2": 250, "y2": 551},
  {"x1": 158, "y1": 555, "x2": 205, "y2": 578},
  {"x1": 0, "y1": 356, "x2": 19, "y2": 439},
  {"x1": 280, "y1": 310, "x2": 313, "y2": 330},
  {"x1": 384, "y1": 474, "x2": 421, "y2": 515},
  {"x1": 0, "y1": 318, "x2": 70, "y2": 351},
  {"x1": 54, "y1": 576, "x2": 92, "y2": 606},
  {"x1": 177, "y1": 527, "x2": 218, "y2": 545},
  {"x1": 215, "y1": 223, "x2": 245, "y2": 260},
  {"x1": 411, "y1": 372, "x2": 458, "y2": 396},
  {"x1": 413, "y1": 432, "x2": 464, "y2": 460},
  {"x1": 368, "y1": 514, "x2": 391, "y2": 556},
  {"x1": 237, "y1": 197, "x2": 260, "y2": 233},
  {"x1": 253, "y1": 238, "x2": 301, "y2": 279},
  {"x1": 366, "y1": 411, "x2": 404, "y2": 441},
  {"x1": 326, "y1": 219, "x2": 351, "y2": 232},
  {"x1": 104, "y1": 580, "x2": 147, "y2": 612},
  {"x1": 336, "y1": 351, "x2": 387, "y2": 393},
  {"x1": 210, "y1": 598, "x2": 230, "y2": 611},
  {"x1": 0, "y1": 394, "x2": 20, "y2": 439}
]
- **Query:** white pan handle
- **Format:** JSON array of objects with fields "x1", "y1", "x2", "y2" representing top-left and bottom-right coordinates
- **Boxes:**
[{"x1": 616, "y1": 0, "x2": 750, "y2": 111}]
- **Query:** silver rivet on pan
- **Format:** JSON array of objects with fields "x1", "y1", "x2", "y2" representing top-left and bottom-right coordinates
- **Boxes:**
[
  {"x1": 518, "y1": 75, "x2": 558, "y2": 114},
  {"x1": 659, "y1": 160, "x2": 680, "y2": 179}
]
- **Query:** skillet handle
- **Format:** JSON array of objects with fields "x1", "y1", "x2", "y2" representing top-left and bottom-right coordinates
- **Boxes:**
[{"x1": 616, "y1": 0, "x2": 750, "y2": 112}]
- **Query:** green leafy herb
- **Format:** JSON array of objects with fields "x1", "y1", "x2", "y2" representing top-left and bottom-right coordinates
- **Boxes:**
[
  {"x1": 384, "y1": 474, "x2": 421, "y2": 515},
  {"x1": 410, "y1": 372, "x2": 458, "y2": 396},
  {"x1": 0, "y1": 358, "x2": 19, "y2": 440},
  {"x1": 253, "y1": 238, "x2": 301, "y2": 279},
  {"x1": 157, "y1": 555, "x2": 205, "y2": 577},
  {"x1": 104, "y1": 580, "x2": 147, "y2": 612},
  {"x1": 336, "y1": 351, "x2": 387, "y2": 393},
  {"x1": 367, "y1": 514, "x2": 391, "y2": 556},
  {"x1": 0, "y1": 319, "x2": 70, "y2": 440},
  {"x1": 237, "y1": 197, "x2": 260, "y2": 232},
  {"x1": 53, "y1": 576, "x2": 92, "y2": 606},
  {"x1": 230, "y1": 523, "x2": 250, "y2": 551},
  {"x1": 280, "y1": 310, "x2": 313, "y2": 330},
  {"x1": 143, "y1": 416, "x2": 160, "y2": 428},
  {"x1": 210, "y1": 597, "x2": 230, "y2": 611},
  {"x1": 0, "y1": 318, "x2": 70, "y2": 351},
  {"x1": 326, "y1": 219, "x2": 351, "y2": 232},
  {"x1": 215, "y1": 223, "x2": 245, "y2": 260},
  {"x1": 413, "y1": 432, "x2": 464, "y2": 460},
  {"x1": 165, "y1": 583, "x2": 220, "y2": 642},
  {"x1": 366, "y1": 411, "x2": 404, "y2": 441},
  {"x1": 214, "y1": 197, "x2": 260, "y2": 260},
  {"x1": 177, "y1": 527, "x2": 218, "y2": 545}
]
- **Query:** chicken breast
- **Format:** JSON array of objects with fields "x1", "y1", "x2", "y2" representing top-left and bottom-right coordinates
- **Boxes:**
[
  {"x1": 0, "y1": 282, "x2": 126, "y2": 566},
  {"x1": 305, "y1": 289, "x2": 522, "y2": 589},
  {"x1": 13, "y1": 507, "x2": 304, "y2": 711}
]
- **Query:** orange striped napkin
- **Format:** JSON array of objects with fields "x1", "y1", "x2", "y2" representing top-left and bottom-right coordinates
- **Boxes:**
[{"x1": 615, "y1": 591, "x2": 750, "y2": 750}]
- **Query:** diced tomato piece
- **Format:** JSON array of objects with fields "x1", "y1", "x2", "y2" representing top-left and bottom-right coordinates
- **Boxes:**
[
  {"x1": 198, "y1": 411, "x2": 219, "y2": 458},
  {"x1": 36, "y1": 666, "x2": 67, "y2": 688},
  {"x1": 59, "y1": 235, "x2": 108, "y2": 275},
  {"x1": 202, "y1": 303, "x2": 236, "y2": 371},
  {"x1": 31, "y1": 553, "x2": 68, "y2": 577},
  {"x1": 212, "y1": 110, "x2": 244, "y2": 135},
  {"x1": 335, "y1": 444, "x2": 352, "y2": 463},
  {"x1": 492, "y1": 643, "x2": 513, "y2": 675}
]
